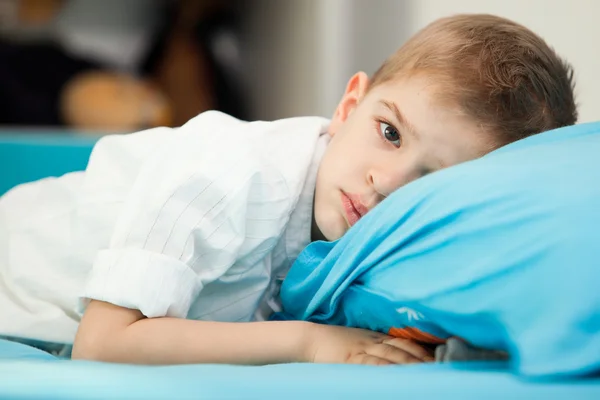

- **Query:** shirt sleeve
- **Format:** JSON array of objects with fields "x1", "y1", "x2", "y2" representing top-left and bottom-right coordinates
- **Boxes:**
[{"x1": 81, "y1": 111, "x2": 292, "y2": 318}]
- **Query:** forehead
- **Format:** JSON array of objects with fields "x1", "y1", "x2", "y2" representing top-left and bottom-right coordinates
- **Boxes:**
[{"x1": 366, "y1": 76, "x2": 494, "y2": 166}]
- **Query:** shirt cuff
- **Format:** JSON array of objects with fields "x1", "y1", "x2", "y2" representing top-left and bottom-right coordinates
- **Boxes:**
[{"x1": 79, "y1": 248, "x2": 201, "y2": 318}]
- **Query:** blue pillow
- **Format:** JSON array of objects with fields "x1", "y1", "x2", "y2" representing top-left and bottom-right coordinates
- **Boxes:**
[{"x1": 280, "y1": 121, "x2": 600, "y2": 378}]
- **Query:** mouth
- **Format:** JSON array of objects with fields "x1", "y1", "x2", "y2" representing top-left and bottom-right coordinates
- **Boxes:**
[{"x1": 341, "y1": 192, "x2": 369, "y2": 227}]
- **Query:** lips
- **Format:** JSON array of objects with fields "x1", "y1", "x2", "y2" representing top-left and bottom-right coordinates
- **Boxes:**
[{"x1": 341, "y1": 192, "x2": 369, "y2": 227}]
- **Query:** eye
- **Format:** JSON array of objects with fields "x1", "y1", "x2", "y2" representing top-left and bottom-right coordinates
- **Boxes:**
[{"x1": 379, "y1": 122, "x2": 401, "y2": 147}]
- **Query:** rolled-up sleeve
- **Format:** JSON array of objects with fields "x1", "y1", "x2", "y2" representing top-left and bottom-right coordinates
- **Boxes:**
[{"x1": 80, "y1": 111, "x2": 291, "y2": 318}]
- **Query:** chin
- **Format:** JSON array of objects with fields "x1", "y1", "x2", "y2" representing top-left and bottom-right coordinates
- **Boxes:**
[
  {"x1": 326, "y1": 223, "x2": 348, "y2": 242},
  {"x1": 314, "y1": 206, "x2": 347, "y2": 241}
]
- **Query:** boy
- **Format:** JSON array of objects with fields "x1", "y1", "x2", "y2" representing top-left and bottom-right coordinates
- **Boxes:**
[{"x1": 0, "y1": 14, "x2": 576, "y2": 365}]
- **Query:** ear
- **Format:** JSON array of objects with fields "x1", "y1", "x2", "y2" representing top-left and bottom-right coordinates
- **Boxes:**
[{"x1": 329, "y1": 71, "x2": 370, "y2": 136}]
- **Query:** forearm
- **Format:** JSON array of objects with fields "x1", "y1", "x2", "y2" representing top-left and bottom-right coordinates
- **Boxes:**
[
  {"x1": 105, "y1": 318, "x2": 314, "y2": 365},
  {"x1": 72, "y1": 301, "x2": 314, "y2": 365}
]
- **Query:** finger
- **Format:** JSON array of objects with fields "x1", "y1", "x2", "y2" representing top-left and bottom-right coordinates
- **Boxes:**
[
  {"x1": 382, "y1": 338, "x2": 435, "y2": 361},
  {"x1": 349, "y1": 353, "x2": 394, "y2": 366},
  {"x1": 366, "y1": 343, "x2": 423, "y2": 364}
]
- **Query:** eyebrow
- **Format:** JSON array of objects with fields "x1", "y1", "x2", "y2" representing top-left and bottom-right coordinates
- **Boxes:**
[{"x1": 379, "y1": 100, "x2": 420, "y2": 140}]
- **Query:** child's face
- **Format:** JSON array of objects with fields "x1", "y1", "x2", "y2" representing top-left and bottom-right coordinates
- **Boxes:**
[{"x1": 313, "y1": 72, "x2": 495, "y2": 241}]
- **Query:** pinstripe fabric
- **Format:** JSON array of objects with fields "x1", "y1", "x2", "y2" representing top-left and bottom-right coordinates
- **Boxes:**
[{"x1": 0, "y1": 111, "x2": 329, "y2": 344}]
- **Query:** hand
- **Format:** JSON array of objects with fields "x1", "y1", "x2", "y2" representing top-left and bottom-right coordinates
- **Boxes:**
[{"x1": 306, "y1": 324, "x2": 434, "y2": 365}]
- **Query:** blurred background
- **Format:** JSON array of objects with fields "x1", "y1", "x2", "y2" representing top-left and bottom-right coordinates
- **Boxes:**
[{"x1": 0, "y1": 0, "x2": 598, "y2": 135}]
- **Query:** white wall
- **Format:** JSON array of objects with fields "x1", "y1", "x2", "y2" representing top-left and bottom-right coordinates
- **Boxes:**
[{"x1": 241, "y1": 0, "x2": 599, "y2": 123}]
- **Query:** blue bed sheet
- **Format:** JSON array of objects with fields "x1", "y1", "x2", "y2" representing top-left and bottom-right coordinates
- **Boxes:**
[
  {"x1": 0, "y1": 339, "x2": 599, "y2": 399},
  {"x1": 1, "y1": 131, "x2": 600, "y2": 399}
]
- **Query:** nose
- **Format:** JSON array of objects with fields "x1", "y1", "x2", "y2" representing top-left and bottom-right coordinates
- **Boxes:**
[{"x1": 367, "y1": 162, "x2": 413, "y2": 198}]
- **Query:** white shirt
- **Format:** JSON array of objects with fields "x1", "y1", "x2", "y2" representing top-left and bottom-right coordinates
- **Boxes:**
[{"x1": 0, "y1": 111, "x2": 330, "y2": 344}]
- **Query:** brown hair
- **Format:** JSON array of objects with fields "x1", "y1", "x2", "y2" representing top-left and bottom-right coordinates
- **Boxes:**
[{"x1": 370, "y1": 14, "x2": 577, "y2": 145}]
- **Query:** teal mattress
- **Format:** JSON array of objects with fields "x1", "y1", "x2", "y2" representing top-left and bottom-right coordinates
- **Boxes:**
[{"x1": 1, "y1": 339, "x2": 599, "y2": 399}]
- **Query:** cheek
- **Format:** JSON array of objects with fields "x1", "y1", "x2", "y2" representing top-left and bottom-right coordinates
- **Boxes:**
[
  {"x1": 335, "y1": 127, "x2": 377, "y2": 161},
  {"x1": 329, "y1": 146, "x2": 367, "y2": 179},
  {"x1": 323, "y1": 124, "x2": 382, "y2": 183}
]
